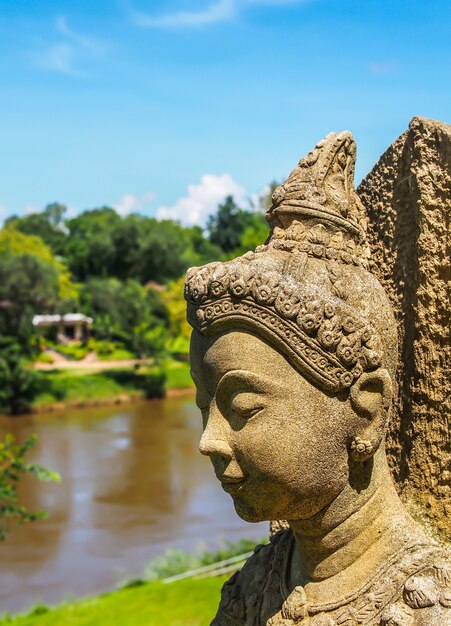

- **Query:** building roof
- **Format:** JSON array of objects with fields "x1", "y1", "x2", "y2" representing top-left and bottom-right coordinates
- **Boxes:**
[{"x1": 32, "y1": 314, "x2": 93, "y2": 327}]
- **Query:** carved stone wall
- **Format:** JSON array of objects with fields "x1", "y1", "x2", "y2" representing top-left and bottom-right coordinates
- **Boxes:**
[{"x1": 357, "y1": 116, "x2": 450, "y2": 539}]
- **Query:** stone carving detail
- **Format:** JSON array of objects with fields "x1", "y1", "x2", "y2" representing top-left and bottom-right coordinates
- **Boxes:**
[
  {"x1": 379, "y1": 603, "x2": 414, "y2": 626},
  {"x1": 350, "y1": 436, "x2": 374, "y2": 462},
  {"x1": 268, "y1": 132, "x2": 368, "y2": 245},
  {"x1": 212, "y1": 530, "x2": 450, "y2": 625},
  {"x1": 357, "y1": 117, "x2": 451, "y2": 539},
  {"x1": 185, "y1": 128, "x2": 450, "y2": 626},
  {"x1": 185, "y1": 258, "x2": 382, "y2": 392}
]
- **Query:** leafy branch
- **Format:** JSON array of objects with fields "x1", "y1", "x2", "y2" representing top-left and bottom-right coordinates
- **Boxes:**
[{"x1": 0, "y1": 433, "x2": 60, "y2": 541}]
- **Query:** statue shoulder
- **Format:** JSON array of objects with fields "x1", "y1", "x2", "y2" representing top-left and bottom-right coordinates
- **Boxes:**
[
  {"x1": 211, "y1": 530, "x2": 292, "y2": 626},
  {"x1": 380, "y1": 546, "x2": 451, "y2": 626}
]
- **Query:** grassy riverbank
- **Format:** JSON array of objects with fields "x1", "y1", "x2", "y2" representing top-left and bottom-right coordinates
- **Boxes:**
[
  {"x1": 0, "y1": 576, "x2": 228, "y2": 626},
  {"x1": 31, "y1": 359, "x2": 193, "y2": 412}
]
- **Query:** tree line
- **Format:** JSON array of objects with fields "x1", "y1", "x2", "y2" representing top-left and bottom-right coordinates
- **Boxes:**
[{"x1": 0, "y1": 191, "x2": 273, "y2": 382}]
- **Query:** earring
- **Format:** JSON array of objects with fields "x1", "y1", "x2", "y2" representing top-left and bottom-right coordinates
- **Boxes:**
[{"x1": 350, "y1": 436, "x2": 374, "y2": 462}]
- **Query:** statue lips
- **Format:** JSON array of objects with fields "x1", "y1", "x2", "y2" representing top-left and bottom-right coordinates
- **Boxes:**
[{"x1": 220, "y1": 475, "x2": 247, "y2": 493}]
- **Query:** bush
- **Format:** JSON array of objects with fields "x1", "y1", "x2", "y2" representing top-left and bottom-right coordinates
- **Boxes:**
[
  {"x1": 53, "y1": 343, "x2": 90, "y2": 361},
  {"x1": 139, "y1": 368, "x2": 166, "y2": 399},
  {"x1": 145, "y1": 538, "x2": 266, "y2": 581},
  {"x1": 0, "y1": 342, "x2": 39, "y2": 415},
  {"x1": 35, "y1": 352, "x2": 55, "y2": 364},
  {"x1": 87, "y1": 338, "x2": 115, "y2": 356},
  {"x1": 41, "y1": 372, "x2": 124, "y2": 403}
]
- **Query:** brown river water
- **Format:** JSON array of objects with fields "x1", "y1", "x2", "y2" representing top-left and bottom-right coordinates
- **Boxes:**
[{"x1": 0, "y1": 396, "x2": 267, "y2": 614}]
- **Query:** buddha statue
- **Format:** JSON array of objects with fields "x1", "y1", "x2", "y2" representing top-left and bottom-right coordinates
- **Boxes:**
[{"x1": 184, "y1": 132, "x2": 450, "y2": 626}]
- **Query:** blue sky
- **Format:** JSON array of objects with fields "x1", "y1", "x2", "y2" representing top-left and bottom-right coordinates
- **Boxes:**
[{"x1": 0, "y1": 0, "x2": 450, "y2": 225}]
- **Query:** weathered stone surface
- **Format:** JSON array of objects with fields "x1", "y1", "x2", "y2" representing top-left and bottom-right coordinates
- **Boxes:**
[
  {"x1": 358, "y1": 117, "x2": 451, "y2": 539},
  {"x1": 185, "y1": 130, "x2": 450, "y2": 625}
]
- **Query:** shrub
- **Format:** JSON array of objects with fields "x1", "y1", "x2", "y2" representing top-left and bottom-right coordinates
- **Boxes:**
[
  {"x1": 144, "y1": 538, "x2": 267, "y2": 581},
  {"x1": 35, "y1": 352, "x2": 55, "y2": 364},
  {"x1": 140, "y1": 368, "x2": 166, "y2": 399},
  {"x1": 0, "y1": 342, "x2": 39, "y2": 415},
  {"x1": 53, "y1": 343, "x2": 90, "y2": 361}
]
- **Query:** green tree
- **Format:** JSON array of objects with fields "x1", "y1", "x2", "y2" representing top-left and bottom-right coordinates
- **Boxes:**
[
  {"x1": 130, "y1": 219, "x2": 190, "y2": 284},
  {"x1": 64, "y1": 209, "x2": 202, "y2": 284},
  {"x1": 207, "y1": 196, "x2": 263, "y2": 254},
  {"x1": 0, "y1": 341, "x2": 39, "y2": 414},
  {"x1": 207, "y1": 196, "x2": 244, "y2": 253},
  {"x1": 0, "y1": 254, "x2": 59, "y2": 350},
  {"x1": 0, "y1": 433, "x2": 60, "y2": 540},
  {"x1": 207, "y1": 196, "x2": 269, "y2": 255},
  {"x1": 64, "y1": 207, "x2": 121, "y2": 280},
  {"x1": 236, "y1": 214, "x2": 269, "y2": 253},
  {"x1": 0, "y1": 227, "x2": 78, "y2": 302},
  {"x1": 184, "y1": 225, "x2": 223, "y2": 266},
  {"x1": 162, "y1": 276, "x2": 193, "y2": 355},
  {"x1": 0, "y1": 228, "x2": 79, "y2": 352},
  {"x1": 111, "y1": 214, "x2": 146, "y2": 280},
  {"x1": 4, "y1": 203, "x2": 68, "y2": 255},
  {"x1": 80, "y1": 278, "x2": 169, "y2": 356}
]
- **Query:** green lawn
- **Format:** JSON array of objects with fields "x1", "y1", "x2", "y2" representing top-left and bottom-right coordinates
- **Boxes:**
[
  {"x1": 33, "y1": 371, "x2": 132, "y2": 406},
  {"x1": 0, "y1": 577, "x2": 227, "y2": 626},
  {"x1": 163, "y1": 359, "x2": 193, "y2": 390},
  {"x1": 31, "y1": 359, "x2": 193, "y2": 410}
]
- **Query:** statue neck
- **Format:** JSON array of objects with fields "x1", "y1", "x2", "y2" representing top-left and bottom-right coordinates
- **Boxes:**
[{"x1": 288, "y1": 453, "x2": 428, "y2": 604}]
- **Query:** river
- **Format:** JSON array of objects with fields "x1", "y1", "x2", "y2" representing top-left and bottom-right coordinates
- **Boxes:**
[{"x1": 0, "y1": 396, "x2": 268, "y2": 614}]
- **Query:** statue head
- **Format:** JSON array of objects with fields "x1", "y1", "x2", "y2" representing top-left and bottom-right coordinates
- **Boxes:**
[{"x1": 185, "y1": 132, "x2": 398, "y2": 523}]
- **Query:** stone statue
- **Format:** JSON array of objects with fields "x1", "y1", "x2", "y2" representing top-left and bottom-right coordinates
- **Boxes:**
[{"x1": 184, "y1": 131, "x2": 450, "y2": 625}]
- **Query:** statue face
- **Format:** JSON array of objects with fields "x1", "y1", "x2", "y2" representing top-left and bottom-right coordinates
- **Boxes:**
[{"x1": 190, "y1": 329, "x2": 356, "y2": 523}]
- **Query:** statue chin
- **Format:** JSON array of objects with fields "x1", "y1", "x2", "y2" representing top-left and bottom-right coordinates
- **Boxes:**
[
  {"x1": 232, "y1": 500, "x2": 263, "y2": 524},
  {"x1": 185, "y1": 126, "x2": 450, "y2": 625}
]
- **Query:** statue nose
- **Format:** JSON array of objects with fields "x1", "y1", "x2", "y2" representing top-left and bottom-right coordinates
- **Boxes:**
[{"x1": 199, "y1": 435, "x2": 233, "y2": 460}]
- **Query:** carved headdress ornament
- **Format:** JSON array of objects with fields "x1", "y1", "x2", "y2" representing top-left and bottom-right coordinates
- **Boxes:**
[
  {"x1": 185, "y1": 132, "x2": 389, "y2": 393},
  {"x1": 268, "y1": 131, "x2": 369, "y2": 249}
]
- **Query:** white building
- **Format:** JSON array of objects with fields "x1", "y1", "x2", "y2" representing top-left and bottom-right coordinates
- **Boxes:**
[{"x1": 32, "y1": 313, "x2": 93, "y2": 344}]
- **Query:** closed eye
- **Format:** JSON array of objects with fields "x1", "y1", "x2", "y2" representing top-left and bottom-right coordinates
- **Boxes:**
[
  {"x1": 230, "y1": 393, "x2": 265, "y2": 420},
  {"x1": 235, "y1": 406, "x2": 264, "y2": 420}
]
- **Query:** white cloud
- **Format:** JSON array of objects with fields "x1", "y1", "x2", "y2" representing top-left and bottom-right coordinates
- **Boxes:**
[
  {"x1": 248, "y1": 183, "x2": 271, "y2": 211},
  {"x1": 131, "y1": 0, "x2": 235, "y2": 28},
  {"x1": 21, "y1": 203, "x2": 41, "y2": 215},
  {"x1": 156, "y1": 173, "x2": 246, "y2": 226},
  {"x1": 30, "y1": 16, "x2": 105, "y2": 76},
  {"x1": 64, "y1": 205, "x2": 78, "y2": 219},
  {"x1": 369, "y1": 60, "x2": 399, "y2": 75},
  {"x1": 127, "y1": 0, "x2": 311, "y2": 28},
  {"x1": 32, "y1": 42, "x2": 81, "y2": 76},
  {"x1": 55, "y1": 16, "x2": 105, "y2": 54},
  {"x1": 113, "y1": 192, "x2": 155, "y2": 216},
  {"x1": 246, "y1": 0, "x2": 307, "y2": 5}
]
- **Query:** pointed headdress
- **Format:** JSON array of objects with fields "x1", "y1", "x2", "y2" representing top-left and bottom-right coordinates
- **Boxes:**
[{"x1": 185, "y1": 132, "x2": 392, "y2": 392}]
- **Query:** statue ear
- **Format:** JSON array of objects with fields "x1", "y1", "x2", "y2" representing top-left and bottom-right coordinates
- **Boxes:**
[
  {"x1": 348, "y1": 369, "x2": 392, "y2": 460},
  {"x1": 350, "y1": 369, "x2": 392, "y2": 421}
]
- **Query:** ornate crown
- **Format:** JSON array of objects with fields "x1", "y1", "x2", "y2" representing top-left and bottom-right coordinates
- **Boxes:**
[{"x1": 185, "y1": 132, "x2": 384, "y2": 393}]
